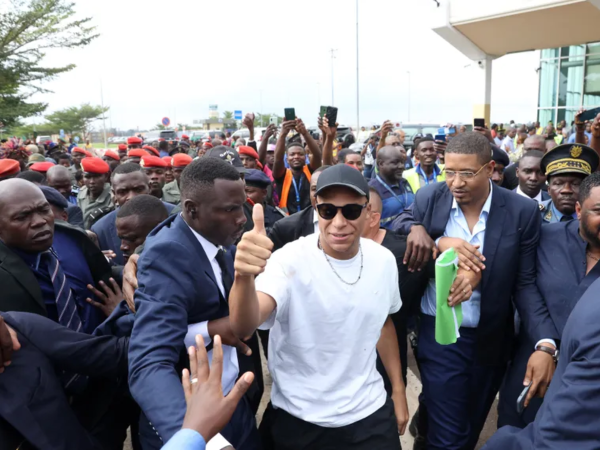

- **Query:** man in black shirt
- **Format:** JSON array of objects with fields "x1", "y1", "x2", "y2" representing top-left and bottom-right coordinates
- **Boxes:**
[{"x1": 272, "y1": 118, "x2": 322, "y2": 214}]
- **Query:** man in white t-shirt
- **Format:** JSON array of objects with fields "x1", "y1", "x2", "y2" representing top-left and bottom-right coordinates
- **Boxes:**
[
  {"x1": 502, "y1": 127, "x2": 517, "y2": 154},
  {"x1": 229, "y1": 164, "x2": 408, "y2": 450}
]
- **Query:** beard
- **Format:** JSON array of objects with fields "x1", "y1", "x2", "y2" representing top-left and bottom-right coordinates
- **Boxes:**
[{"x1": 581, "y1": 213, "x2": 600, "y2": 248}]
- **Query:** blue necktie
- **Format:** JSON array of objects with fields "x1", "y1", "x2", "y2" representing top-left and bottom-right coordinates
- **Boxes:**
[{"x1": 42, "y1": 249, "x2": 82, "y2": 332}]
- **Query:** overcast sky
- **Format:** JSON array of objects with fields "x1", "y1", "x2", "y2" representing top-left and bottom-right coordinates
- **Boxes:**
[{"x1": 30, "y1": 0, "x2": 540, "y2": 131}]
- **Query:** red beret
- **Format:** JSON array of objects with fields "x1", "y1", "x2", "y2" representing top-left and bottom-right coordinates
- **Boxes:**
[
  {"x1": 162, "y1": 156, "x2": 173, "y2": 165},
  {"x1": 182, "y1": 134, "x2": 189, "y2": 139},
  {"x1": 128, "y1": 149, "x2": 147, "y2": 158},
  {"x1": 142, "y1": 145, "x2": 160, "y2": 157},
  {"x1": 103, "y1": 150, "x2": 120, "y2": 161},
  {"x1": 72, "y1": 147, "x2": 92, "y2": 157},
  {"x1": 0, "y1": 159, "x2": 21, "y2": 178},
  {"x1": 127, "y1": 136, "x2": 143, "y2": 145},
  {"x1": 238, "y1": 146, "x2": 259, "y2": 160},
  {"x1": 158, "y1": 138, "x2": 165, "y2": 142},
  {"x1": 140, "y1": 155, "x2": 167, "y2": 168},
  {"x1": 172, "y1": 153, "x2": 193, "y2": 168},
  {"x1": 29, "y1": 162, "x2": 55, "y2": 173},
  {"x1": 81, "y1": 157, "x2": 109, "y2": 175},
  {"x1": 203, "y1": 142, "x2": 213, "y2": 149},
  {"x1": 118, "y1": 144, "x2": 127, "y2": 151}
]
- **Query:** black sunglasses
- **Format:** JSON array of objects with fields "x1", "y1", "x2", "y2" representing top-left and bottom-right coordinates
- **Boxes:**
[{"x1": 316, "y1": 203, "x2": 367, "y2": 221}]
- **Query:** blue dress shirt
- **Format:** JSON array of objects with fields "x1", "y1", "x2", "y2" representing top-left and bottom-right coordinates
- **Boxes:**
[
  {"x1": 567, "y1": 132, "x2": 592, "y2": 144},
  {"x1": 162, "y1": 429, "x2": 206, "y2": 450},
  {"x1": 421, "y1": 182, "x2": 493, "y2": 328},
  {"x1": 550, "y1": 202, "x2": 577, "y2": 222}
]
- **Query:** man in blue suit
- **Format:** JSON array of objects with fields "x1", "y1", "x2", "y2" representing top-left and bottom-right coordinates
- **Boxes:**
[
  {"x1": 392, "y1": 132, "x2": 543, "y2": 450},
  {"x1": 512, "y1": 150, "x2": 550, "y2": 204},
  {"x1": 0, "y1": 311, "x2": 129, "y2": 450},
  {"x1": 92, "y1": 163, "x2": 175, "y2": 266},
  {"x1": 484, "y1": 276, "x2": 600, "y2": 450},
  {"x1": 128, "y1": 157, "x2": 260, "y2": 449}
]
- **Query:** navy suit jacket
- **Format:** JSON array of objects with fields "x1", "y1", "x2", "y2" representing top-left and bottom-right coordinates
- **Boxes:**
[
  {"x1": 484, "y1": 277, "x2": 600, "y2": 450},
  {"x1": 92, "y1": 201, "x2": 175, "y2": 266},
  {"x1": 128, "y1": 213, "x2": 233, "y2": 447},
  {"x1": 0, "y1": 311, "x2": 128, "y2": 450},
  {"x1": 391, "y1": 182, "x2": 541, "y2": 365}
]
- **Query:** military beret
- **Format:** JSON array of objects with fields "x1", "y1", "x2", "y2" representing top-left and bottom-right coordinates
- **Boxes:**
[
  {"x1": 81, "y1": 157, "x2": 110, "y2": 175},
  {"x1": 244, "y1": 169, "x2": 272, "y2": 188},
  {"x1": 172, "y1": 153, "x2": 193, "y2": 168},
  {"x1": 238, "y1": 146, "x2": 259, "y2": 160},
  {"x1": 541, "y1": 143, "x2": 600, "y2": 177},
  {"x1": 140, "y1": 155, "x2": 168, "y2": 168},
  {"x1": 29, "y1": 161, "x2": 55, "y2": 173},
  {"x1": 72, "y1": 147, "x2": 92, "y2": 157},
  {"x1": 0, "y1": 159, "x2": 20, "y2": 178},
  {"x1": 127, "y1": 136, "x2": 143, "y2": 145},
  {"x1": 128, "y1": 149, "x2": 147, "y2": 158},
  {"x1": 28, "y1": 153, "x2": 46, "y2": 163},
  {"x1": 118, "y1": 144, "x2": 127, "y2": 151},
  {"x1": 182, "y1": 134, "x2": 189, "y2": 139},
  {"x1": 103, "y1": 150, "x2": 120, "y2": 161},
  {"x1": 40, "y1": 185, "x2": 68, "y2": 210},
  {"x1": 142, "y1": 145, "x2": 160, "y2": 157},
  {"x1": 203, "y1": 142, "x2": 213, "y2": 149},
  {"x1": 162, "y1": 156, "x2": 173, "y2": 165},
  {"x1": 491, "y1": 145, "x2": 510, "y2": 167}
]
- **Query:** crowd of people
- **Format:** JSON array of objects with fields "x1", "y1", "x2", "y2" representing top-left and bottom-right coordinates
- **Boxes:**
[{"x1": 0, "y1": 108, "x2": 600, "y2": 450}]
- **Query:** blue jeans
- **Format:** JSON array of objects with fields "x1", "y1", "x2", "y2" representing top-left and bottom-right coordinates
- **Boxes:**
[{"x1": 363, "y1": 164, "x2": 374, "y2": 179}]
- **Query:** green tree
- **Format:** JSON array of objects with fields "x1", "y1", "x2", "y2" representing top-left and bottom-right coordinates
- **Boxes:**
[
  {"x1": 151, "y1": 124, "x2": 166, "y2": 131},
  {"x1": 0, "y1": 0, "x2": 98, "y2": 127},
  {"x1": 45, "y1": 103, "x2": 109, "y2": 139},
  {"x1": 222, "y1": 111, "x2": 233, "y2": 120}
]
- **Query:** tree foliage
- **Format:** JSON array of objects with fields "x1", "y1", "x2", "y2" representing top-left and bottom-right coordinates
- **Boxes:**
[
  {"x1": 222, "y1": 111, "x2": 233, "y2": 120},
  {"x1": 44, "y1": 103, "x2": 108, "y2": 139},
  {"x1": 0, "y1": 0, "x2": 98, "y2": 127},
  {"x1": 254, "y1": 113, "x2": 282, "y2": 127}
]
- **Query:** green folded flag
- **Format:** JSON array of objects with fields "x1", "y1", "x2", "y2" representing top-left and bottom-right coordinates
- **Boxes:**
[{"x1": 435, "y1": 248, "x2": 463, "y2": 345}]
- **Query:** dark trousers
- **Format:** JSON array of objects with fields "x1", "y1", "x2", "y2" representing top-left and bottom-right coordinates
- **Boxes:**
[
  {"x1": 238, "y1": 332, "x2": 264, "y2": 415},
  {"x1": 259, "y1": 398, "x2": 400, "y2": 450},
  {"x1": 497, "y1": 336, "x2": 544, "y2": 429},
  {"x1": 417, "y1": 315, "x2": 506, "y2": 450}
]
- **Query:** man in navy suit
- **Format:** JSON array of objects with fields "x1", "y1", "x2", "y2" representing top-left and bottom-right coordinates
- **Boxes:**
[
  {"x1": 483, "y1": 276, "x2": 600, "y2": 450},
  {"x1": 392, "y1": 132, "x2": 543, "y2": 450},
  {"x1": 513, "y1": 150, "x2": 550, "y2": 204},
  {"x1": 128, "y1": 157, "x2": 260, "y2": 449},
  {"x1": 92, "y1": 163, "x2": 175, "y2": 266},
  {"x1": 0, "y1": 311, "x2": 129, "y2": 450}
]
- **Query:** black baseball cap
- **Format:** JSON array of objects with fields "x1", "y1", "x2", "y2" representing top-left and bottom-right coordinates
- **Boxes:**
[
  {"x1": 204, "y1": 145, "x2": 246, "y2": 173},
  {"x1": 315, "y1": 164, "x2": 370, "y2": 199}
]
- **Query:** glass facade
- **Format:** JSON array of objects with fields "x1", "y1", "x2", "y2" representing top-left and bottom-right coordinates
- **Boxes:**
[{"x1": 538, "y1": 43, "x2": 600, "y2": 125}]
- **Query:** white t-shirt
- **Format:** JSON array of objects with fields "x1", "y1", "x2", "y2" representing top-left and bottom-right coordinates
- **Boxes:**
[
  {"x1": 256, "y1": 233, "x2": 401, "y2": 427},
  {"x1": 501, "y1": 136, "x2": 515, "y2": 154}
]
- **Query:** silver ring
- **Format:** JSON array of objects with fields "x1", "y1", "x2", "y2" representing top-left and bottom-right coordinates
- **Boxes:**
[
  {"x1": 191, "y1": 378, "x2": 198, "y2": 385},
  {"x1": 463, "y1": 289, "x2": 467, "y2": 294}
]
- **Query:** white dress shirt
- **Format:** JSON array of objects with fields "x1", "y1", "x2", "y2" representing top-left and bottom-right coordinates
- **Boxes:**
[
  {"x1": 184, "y1": 223, "x2": 239, "y2": 395},
  {"x1": 516, "y1": 185, "x2": 543, "y2": 204}
]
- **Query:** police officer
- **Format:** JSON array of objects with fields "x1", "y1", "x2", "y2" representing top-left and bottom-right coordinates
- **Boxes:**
[
  {"x1": 77, "y1": 157, "x2": 113, "y2": 229},
  {"x1": 162, "y1": 153, "x2": 193, "y2": 205},
  {"x1": 242, "y1": 169, "x2": 285, "y2": 235},
  {"x1": 539, "y1": 143, "x2": 600, "y2": 223}
]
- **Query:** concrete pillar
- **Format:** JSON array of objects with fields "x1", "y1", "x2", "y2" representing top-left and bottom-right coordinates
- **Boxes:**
[{"x1": 471, "y1": 55, "x2": 493, "y2": 126}]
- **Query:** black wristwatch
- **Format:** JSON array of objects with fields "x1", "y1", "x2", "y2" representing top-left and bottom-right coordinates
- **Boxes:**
[{"x1": 536, "y1": 345, "x2": 559, "y2": 363}]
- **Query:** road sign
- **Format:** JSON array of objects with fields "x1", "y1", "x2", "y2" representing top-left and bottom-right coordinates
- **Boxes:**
[
  {"x1": 234, "y1": 110, "x2": 243, "y2": 120},
  {"x1": 162, "y1": 117, "x2": 171, "y2": 127}
]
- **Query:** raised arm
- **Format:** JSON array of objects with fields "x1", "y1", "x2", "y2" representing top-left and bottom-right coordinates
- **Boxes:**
[
  {"x1": 257, "y1": 124, "x2": 277, "y2": 166},
  {"x1": 590, "y1": 113, "x2": 600, "y2": 168},
  {"x1": 296, "y1": 118, "x2": 322, "y2": 171},
  {"x1": 377, "y1": 120, "x2": 393, "y2": 151},
  {"x1": 318, "y1": 116, "x2": 337, "y2": 166},
  {"x1": 574, "y1": 109, "x2": 587, "y2": 145},
  {"x1": 272, "y1": 120, "x2": 297, "y2": 180}
]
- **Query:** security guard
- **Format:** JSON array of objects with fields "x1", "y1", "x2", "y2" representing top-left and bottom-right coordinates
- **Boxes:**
[
  {"x1": 162, "y1": 153, "x2": 193, "y2": 205},
  {"x1": 539, "y1": 143, "x2": 600, "y2": 224},
  {"x1": 242, "y1": 169, "x2": 286, "y2": 235},
  {"x1": 77, "y1": 157, "x2": 113, "y2": 229}
]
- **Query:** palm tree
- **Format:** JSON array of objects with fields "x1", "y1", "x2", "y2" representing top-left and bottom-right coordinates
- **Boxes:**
[{"x1": 222, "y1": 111, "x2": 233, "y2": 120}]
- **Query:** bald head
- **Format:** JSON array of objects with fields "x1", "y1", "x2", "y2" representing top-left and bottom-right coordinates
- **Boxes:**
[
  {"x1": 46, "y1": 165, "x2": 73, "y2": 200},
  {"x1": 524, "y1": 135, "x2": 546, "y2": 152},
  {"x1": 368, "y1": 187, "x2": 382, "y2": 214},
  {"x1": 0, "y1": 179, "x2": 55, "y2": 253},
  {"x1": 377, "y1": 145, "x2": 407, "y2": 184}
]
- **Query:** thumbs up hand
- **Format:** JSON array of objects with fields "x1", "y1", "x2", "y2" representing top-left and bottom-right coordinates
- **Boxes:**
[{"x1": 234, "y1": 204, "x2": 274, "y2": 277}]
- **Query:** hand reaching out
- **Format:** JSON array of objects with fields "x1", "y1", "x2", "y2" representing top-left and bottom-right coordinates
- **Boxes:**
[
  {"x1": 123, "y1": 254, "x2": 139, "y2": 313},
  {"x1": 86, "y1": 278, "x2": 123, "y2": 317}
]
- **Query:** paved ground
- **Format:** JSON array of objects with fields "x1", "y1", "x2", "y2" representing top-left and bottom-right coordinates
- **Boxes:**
[{"x1": 126, "y1": 338, "x2": 499, "y2": 449}]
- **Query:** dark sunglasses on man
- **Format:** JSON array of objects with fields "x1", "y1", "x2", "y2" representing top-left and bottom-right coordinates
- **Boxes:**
[{"x1": 316, "y1": 203, "x2": 367, "y2": 221}]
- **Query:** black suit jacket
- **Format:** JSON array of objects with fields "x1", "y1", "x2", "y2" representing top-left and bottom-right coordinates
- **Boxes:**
[
  {"x1": 392, "y1": 182, "x2": 541, "y2": 365},
  {"x1": 0, "y1": 220, "x2": 112, "y2": 316},
  {"x1": 268, "y1": 206, "x2": 315, "y2": 251}
]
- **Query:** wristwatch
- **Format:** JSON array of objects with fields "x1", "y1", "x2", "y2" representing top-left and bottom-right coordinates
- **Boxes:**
[{"x1": 536, "y1": 345, "x2": 559, "y2": 363}]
